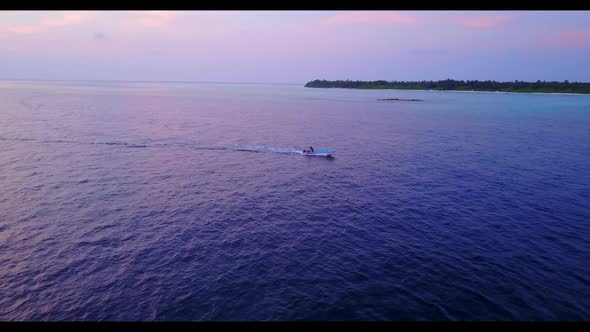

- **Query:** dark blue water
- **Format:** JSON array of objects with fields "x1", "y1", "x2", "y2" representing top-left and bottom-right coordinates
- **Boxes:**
[{"x1": 0, "y1": 80, "x2": 589, "y2": 321}]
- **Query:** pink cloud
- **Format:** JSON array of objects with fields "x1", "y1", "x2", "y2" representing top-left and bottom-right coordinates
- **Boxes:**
[
  {"x1": 318, "y1": 12, "x2": 513, "y2": 29},
  {"x1": 526, "y1": 29, "x2": 590, "y2": 49},
  {"x1": 320, "y1": 12, "x2": 418, "y2": 26},
  {"x1": 454, "y1": 16, "x2": 513, "y2": 28},
  {"x1": 4, "y1": 13, "x2": 89, "y2": 35},
  {"x1": 7, "y1": 26, "x2": 35, "y2": 34},
  {"x1": 553, "y1": 29, "x2": 590, "y2": 48},
  {"x1": 119, "y1": 11, "x2": 178, "y2": 31}
]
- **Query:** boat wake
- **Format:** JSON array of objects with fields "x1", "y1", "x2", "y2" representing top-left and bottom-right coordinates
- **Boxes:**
[
  {"x1": 232, "y1": 145, "x2": 303, "y2": 155},
  {"x1": 0, "y1": 137, "x2": 304, "y2": 156}
]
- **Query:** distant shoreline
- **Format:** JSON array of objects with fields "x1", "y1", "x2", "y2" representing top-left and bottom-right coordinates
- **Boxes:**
[
  {"x1": 432, "y1": 89, "x2": 590, "y2": 96},
  {"x1": 391, "y1": 88, "x2": 590, "y2": 96},
  {"x1": 304, "y1": 79, "x2": 590, "y2": 95},
  {"x1": 307, "y1": 86, "x2": 590, "y2": 97}
]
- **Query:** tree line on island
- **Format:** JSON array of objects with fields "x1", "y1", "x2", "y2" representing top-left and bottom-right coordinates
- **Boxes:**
[{"x1": 304, "y1": 79, "x2": 590, "y2": 94}]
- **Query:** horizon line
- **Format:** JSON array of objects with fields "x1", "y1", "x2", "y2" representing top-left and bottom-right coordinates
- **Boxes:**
[
  {"x1": 2, "y1": 78, "x2": 588, "y2": 85},
  {"x1": 0, "y1": 78, "x2": 305, "y2": 86}
]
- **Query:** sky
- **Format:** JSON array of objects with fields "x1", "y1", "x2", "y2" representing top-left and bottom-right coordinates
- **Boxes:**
[{"x1": 1, "y1": 11, "x2": 590, "y2": 83}]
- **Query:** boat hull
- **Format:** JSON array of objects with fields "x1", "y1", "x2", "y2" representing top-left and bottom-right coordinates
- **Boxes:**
[{"x1": 303, "y1": 150, "x2": 336, "y2": 157}]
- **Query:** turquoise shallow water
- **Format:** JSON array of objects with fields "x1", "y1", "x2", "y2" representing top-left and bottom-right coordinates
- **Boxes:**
[{"x1": 0, "y1": 80, "x2": 589, "y2": 320}]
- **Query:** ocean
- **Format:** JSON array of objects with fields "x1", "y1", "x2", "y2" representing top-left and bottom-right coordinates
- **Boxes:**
[{"x1": 0, "y1": 80, "x2": 588, "y2": 320}]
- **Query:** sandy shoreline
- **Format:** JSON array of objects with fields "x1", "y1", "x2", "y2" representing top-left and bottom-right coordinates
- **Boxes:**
[{"x1": 436, "y1": 89, "x2": 590, "y2": 96}]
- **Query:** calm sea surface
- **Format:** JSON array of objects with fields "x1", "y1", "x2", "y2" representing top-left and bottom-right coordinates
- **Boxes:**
[{"x1": 0, "y1": 80, "x2": 589, "y2": 320}]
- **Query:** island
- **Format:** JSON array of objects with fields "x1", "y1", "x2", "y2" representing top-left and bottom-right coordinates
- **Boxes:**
[{"x1": 304, "y1": 79, "x2": 590, "y2": 94}]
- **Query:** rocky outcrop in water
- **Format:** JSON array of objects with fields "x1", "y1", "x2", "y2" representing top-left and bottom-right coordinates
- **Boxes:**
[{"x1": 377, "y1": 98, "x2": 424, "y2": 102}]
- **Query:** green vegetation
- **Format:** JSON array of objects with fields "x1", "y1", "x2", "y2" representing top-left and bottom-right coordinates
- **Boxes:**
[{"x1": 304, "y1": 79, "x2": 590, "y2": 94}]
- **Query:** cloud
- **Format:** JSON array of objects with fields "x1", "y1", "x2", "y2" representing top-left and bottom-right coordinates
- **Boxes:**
[
  {"x1": 4, "y1": 12, "x2": 90, "y2": 35},
  {"x1": 547, "y1": 29, "x2": 590, "y2": 48},
  {"x1": 457, "y1": 16, "x2": 512, "y2": 28},
  {"x1": 320, "y1": 12, "x2": 417, "y2": 26},
  {"x1": 517, "y1": 28, "x2": 590, "y2": 49},
  {"x1": 119, "y1": 11, "x2": 178, "y2": 31},
  {"x1": 318, "y1": 11, "x2": 513, "y2": 29}
]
